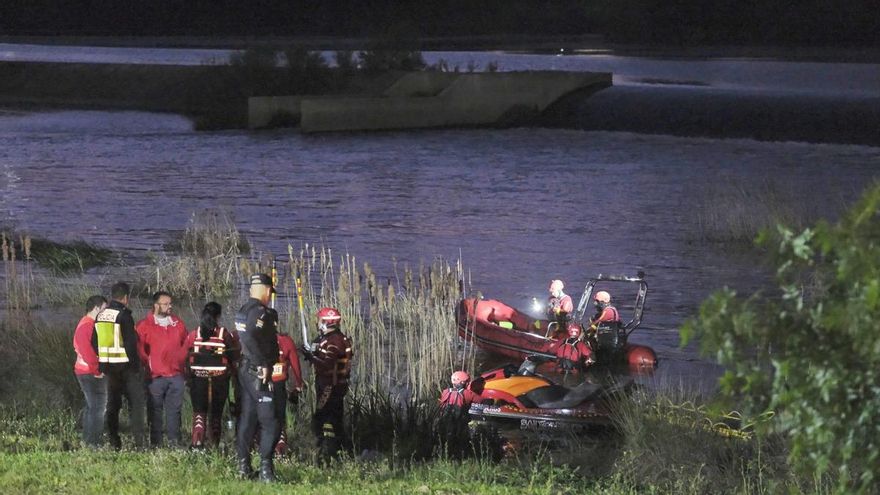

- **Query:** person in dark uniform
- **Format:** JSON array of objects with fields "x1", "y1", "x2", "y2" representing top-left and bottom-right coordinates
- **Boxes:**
[
  {"x1": 300, "y1": 307, "x2": 353, "y2": 458},
  {"x1": 234, "y1": 273, "x2": 280, "y2": 482},
  {"x1": 94, "y1": 282, "x2": 146, "y2": 450}
]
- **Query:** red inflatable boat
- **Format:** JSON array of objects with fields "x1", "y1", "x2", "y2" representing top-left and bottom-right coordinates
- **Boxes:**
[{"x1": 456, "y1": 274, "x2": 658, "y2": 368}]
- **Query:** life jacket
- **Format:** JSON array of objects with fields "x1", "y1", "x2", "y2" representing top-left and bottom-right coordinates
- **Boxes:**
[
  {"x1": 312, "y1": 331, "x2": 353, "y2": 386},
  {"x1": 95, "y1": 308, "x2": 128, "y2": 364},
  {"x1": 555, "y1": 338, "x2": 591, "y2": 371},
  {"x1": 440, "y1": 387, "x2": 477, "y2": 409},
  {"x1": 188, "y1": 327, "x2": 230, "y2": 378}
]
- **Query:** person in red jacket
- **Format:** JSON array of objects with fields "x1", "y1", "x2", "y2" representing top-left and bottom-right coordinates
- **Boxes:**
[
  {"x1": 136, "y1": 290, "x2": 188, "y2": 447},
  {"x1": 553, "y1": 323, "x2": 594, "y2": 373},
  {"x1": 300, "y1": 307, "x2": 353, "y2": 456},
  {"x1": 547, "y1": 279, "x2": 574, "y2": 333},
  {"x1": 272, "y1": 327, "x2": 304, "y2": 457},
  {"x1": 73, "y1": 294, "x2": 108, "y2": 448},
  {"x1": 184, "y1": 301, "x2": 240, "y2": 449},
  {"x1": 439, "y1": 371, "x2": 482, "y2": 412},
  {"x1": 589, "y1": 291, "x2": 620, "y2": 330}
]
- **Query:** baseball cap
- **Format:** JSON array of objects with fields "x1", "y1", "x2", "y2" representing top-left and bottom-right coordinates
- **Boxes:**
[{"x1": 250, "y1": 273, "x2": 275, "y2": 292}]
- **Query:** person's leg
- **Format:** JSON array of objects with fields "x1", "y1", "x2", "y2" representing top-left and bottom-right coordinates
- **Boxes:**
[
  {"x1": 164, "y1": 374, "x2": 185, "y2": 446},
  {"x1": 77, "y1": 374, "x2": 107, "y2": 447},
  {"x1": 105, "y1": 371, "x2": 123, "y2": 449},
  {"x1": 190, "y1": 376, "x2": 208, "y2": 447},
  {"x1": 123, "y1": 368, "x2": 147, "y2": 449},
  {"x1": 273, "y1": 384, "x2": 288, "y2": 456},
  {"x1": 147, "y1": 376, "x2": 169, "y2": 447},
  {"x1": 256, "y1": 387, "x2": 280, "y2": 482},
  {"x1": 209, "y1": 377, "x2": 230, "y2": 446},
  {"x1": 236, "y1": 370, "x2": 258, "y2": 472}
]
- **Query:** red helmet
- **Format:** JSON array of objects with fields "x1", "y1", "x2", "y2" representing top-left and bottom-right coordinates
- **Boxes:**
[
  {"x1": 451, "y1": 371, "x2": 470, "y2": 386},
  {"x1": 549, "y1": 279, "x2": 564, "y2": 293},
  {"x1": 594, "y1": 291, "x2": 611, "y2": 304},
  {"x1": 567, "y1": 323, "x2": 582, "y2": 338},
  {"x1": 317, "y1": 307, "x2": 342, "y2": 327}
]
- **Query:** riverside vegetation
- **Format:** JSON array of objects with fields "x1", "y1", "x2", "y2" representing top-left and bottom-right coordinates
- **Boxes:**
[{"x1": 2, "y1": 184, "x2": 879, "y2": 493}]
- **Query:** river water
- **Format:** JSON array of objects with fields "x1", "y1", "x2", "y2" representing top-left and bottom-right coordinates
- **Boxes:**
[{"x1": 2, "y1": 45, "x2": 879, "y2": 392}]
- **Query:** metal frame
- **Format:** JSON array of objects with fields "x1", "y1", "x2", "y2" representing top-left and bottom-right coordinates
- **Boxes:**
[{"x1": 574, "y1": 272, "x2": 647, "y2": 337}]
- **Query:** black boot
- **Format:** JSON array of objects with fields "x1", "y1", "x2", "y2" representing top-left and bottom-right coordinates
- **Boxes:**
[
  {"x1": 259, "y1": 458, "x2": 276, "y2": 483},
  {"x1": 237, "y1": 457, "x2": 255, "y2": 480}
]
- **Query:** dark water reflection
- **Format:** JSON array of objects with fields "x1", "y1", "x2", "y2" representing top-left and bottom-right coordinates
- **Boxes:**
[{"x1": 2, "y1": 110, "x2": 878, "y2": 392}]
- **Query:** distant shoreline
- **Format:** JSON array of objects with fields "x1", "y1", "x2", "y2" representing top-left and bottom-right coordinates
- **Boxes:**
[{"x1": 2, "y1": 35, "x2": 880, "y2": 64}]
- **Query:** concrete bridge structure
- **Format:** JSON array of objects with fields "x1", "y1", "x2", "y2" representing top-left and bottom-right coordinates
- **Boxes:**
[{"x1": 247, "y1": 70, "x2": 612, "y2": 132}]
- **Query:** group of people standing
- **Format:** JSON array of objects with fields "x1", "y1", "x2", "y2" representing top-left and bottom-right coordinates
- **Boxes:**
[{"x1": 71, "y1": 274, "x2": 354, "y2": 483}]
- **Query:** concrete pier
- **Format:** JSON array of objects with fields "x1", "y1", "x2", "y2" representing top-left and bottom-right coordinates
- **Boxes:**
[{"x1": 247, "y1": 71, "x2": 611, "y2": 132}]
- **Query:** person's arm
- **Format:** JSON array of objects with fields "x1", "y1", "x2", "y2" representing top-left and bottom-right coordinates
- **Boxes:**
[
  {"x1": 286, "y1": 343, "x2": 304, "y2": 390},
  {"x1": 74, "y1": 320, "x2": 101, "y2": 375},
  {"x1": 248, "y1": 307, "x2": 279, "y2": 369}
]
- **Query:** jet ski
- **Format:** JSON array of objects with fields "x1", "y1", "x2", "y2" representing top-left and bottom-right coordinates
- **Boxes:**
[{"x1": 468, "y1": 357, "x2": 632, "y2": 431}]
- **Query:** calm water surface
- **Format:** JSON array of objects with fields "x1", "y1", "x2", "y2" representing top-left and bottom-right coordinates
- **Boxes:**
[{"x1": 2, "y1": 110, "x2": 878, "y2": 391}]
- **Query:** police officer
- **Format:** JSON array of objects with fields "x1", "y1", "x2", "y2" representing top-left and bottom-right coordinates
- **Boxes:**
[
  {"x1": 234, "y1": 274, "x2": 280, "y2": 482},
  {"x1": 94, "y1": 282, "x2": 147, "y2": 450},
  {"x1": 301, "y1": 307, "x2": 353, "y2": 458}
]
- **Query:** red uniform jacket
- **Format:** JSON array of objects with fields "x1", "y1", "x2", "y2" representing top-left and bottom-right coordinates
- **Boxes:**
[
  {"x1": 136, "y1": 314, "x2": 188, "y2": 378},
  {"x1": 73, "y1": 315, "x2": 100, "y2": 376},
  {"x1": 273, "y1": 334, "x2": 304, "y2": 389},
  {"x1": 548, "y1": 294, "x2": 574, "y2": 317},
  {"x1": 311, "y1": 329, "x2": 353, "y2": 387}
]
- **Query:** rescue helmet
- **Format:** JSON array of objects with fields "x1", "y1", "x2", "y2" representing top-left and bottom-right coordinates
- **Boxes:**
[
  {"x1": 567, "y1": 323, "x2": 582, "y2": 338},
  {"x1": 451, "y1": 371, "x2": 470, "y2": 387},
  {"x1": 594, "y1": 291, "x2": 612, "y2": 304},
  {"x1": 317, "y1": 307, "x2": 342, "y2": 329},
  {"x1": 549, "y1": 279, "x2": 564, "y2": 293}
]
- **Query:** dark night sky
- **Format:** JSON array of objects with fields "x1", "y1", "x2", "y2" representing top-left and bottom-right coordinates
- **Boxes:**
[{"x1": 0, "y1": 1, "x2": 878, "y2": 47}]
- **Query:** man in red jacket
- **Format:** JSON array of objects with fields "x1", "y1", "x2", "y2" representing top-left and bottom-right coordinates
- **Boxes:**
[
  {"x1": 73, "y1": 294, "x2": 108, "y2": 448},
  {"x1": 136, "y1": 290, "x2": 188, "y2": 447}
]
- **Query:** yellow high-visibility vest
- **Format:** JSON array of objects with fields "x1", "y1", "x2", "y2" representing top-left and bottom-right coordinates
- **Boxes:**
[{"x1": 95, "y1": 309, "x2": 129, "y2": 364}]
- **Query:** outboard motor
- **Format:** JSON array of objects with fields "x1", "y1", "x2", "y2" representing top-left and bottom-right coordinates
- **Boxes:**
[{"x1": 518, "y1": 359, "x2": 538, "y2": 376}]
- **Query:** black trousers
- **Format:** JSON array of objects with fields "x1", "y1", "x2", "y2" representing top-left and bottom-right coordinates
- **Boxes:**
[
  {"x1": 190, "y1": 375, "x2": 230, "y2": 417},
  {"x1": 235, "y1": 368, "x2": 280, "y2": 462},
  {"x1": 106, "y1": 366, "x2": 146, "y2": 449},
  {"x1": 313, "y1": 383, "x2": 347, "y2": 444}
]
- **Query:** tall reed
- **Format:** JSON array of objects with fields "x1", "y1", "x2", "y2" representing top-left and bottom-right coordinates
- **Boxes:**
[
  {"x1": 147, "y1": 209, "x2": 247, "y2": 300},
  {"x1": 265, "y1": 243, "x2": 467, "y2": 403},
  {"x1": 2, "y1": 232, "x2": 35, "y2": 313}
]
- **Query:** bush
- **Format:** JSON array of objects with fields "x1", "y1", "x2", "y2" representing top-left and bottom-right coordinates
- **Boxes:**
[{"x1": 681, "y1": 183, "x2": 880, "y2": 493}]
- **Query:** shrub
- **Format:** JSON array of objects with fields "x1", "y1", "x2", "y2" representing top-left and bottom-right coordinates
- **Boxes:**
[{"x1": 681, "y1": 183, "x2": 880, "y2": 493}]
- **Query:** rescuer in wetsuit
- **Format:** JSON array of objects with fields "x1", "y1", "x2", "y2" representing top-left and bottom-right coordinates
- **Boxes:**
[
  {"x1": 300, "y1": 307, "x2": 353, "y2": 458},
  {"x1": 235, "y1": 273, "x2": 280, "y2": 483},
  {"x1": 554, "y1": 323, "x2": 594, "y2": 373}
]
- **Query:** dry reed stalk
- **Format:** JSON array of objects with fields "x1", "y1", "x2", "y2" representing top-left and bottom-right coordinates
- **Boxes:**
[{"x1": 274, "y1": 244, "x2": 466, "y2": 402}]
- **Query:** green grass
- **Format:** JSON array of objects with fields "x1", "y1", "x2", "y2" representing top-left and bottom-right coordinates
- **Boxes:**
[{"x1": 0, "y1": 448, "x2": 614, "y2": 495}]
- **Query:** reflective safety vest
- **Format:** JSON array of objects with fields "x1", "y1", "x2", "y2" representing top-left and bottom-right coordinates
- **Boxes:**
[
  {"x1": 188, "y1": 327, "x2": 230, "y2": 378},
  {"x1": 95, "y1": 308, "x2": 129, "y2": 364}
]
